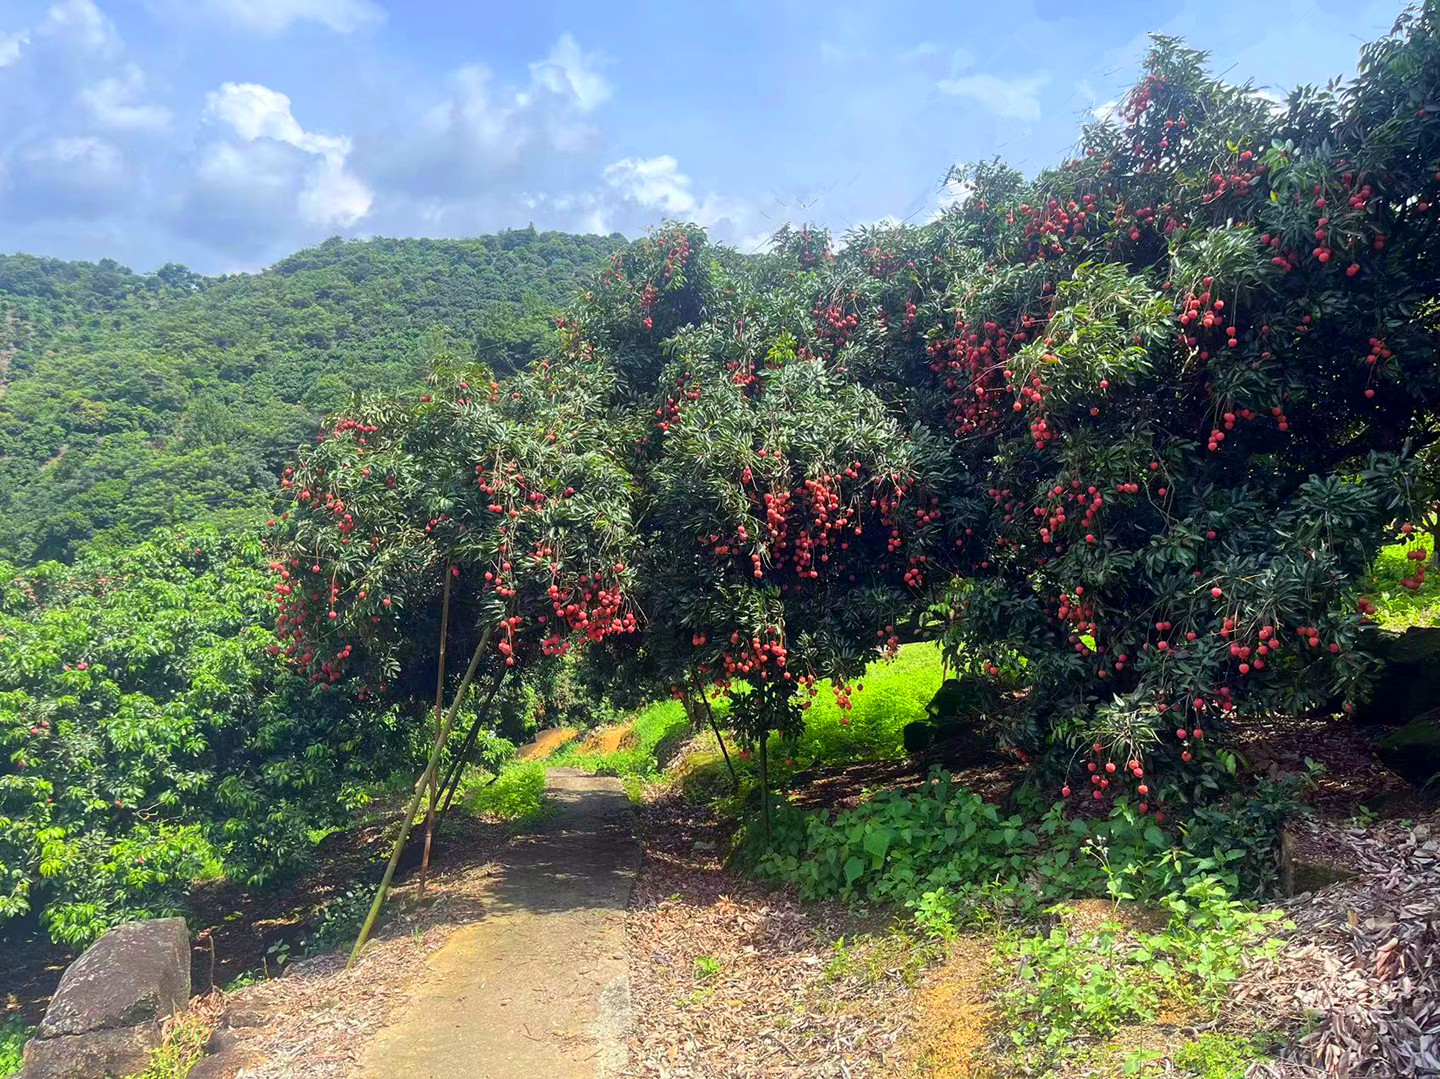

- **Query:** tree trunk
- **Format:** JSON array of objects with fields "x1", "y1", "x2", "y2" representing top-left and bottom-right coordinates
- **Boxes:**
[
  {"x1": 419, "y1": 565, "x2": 454, "y2": 899},
  {"x1": 758, "y1": 731, "x2": 771, "y2": 842},
  {"x1": 347, "y1": 625, "x2": 492, "y2": 970}
]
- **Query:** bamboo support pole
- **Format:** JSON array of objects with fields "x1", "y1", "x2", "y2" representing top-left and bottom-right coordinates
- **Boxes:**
[
  {"x1": 689, "y1": 670, "x2": 737, "y2": 789},
  {"x1": 346, "y1": 625, "x2": 492, "y2": 970},
  {"x1": 418, "y1": 565, "x2": 454, "y2": 899},
  {"x1": 758, "y1": 730, "x2": 772, "y2": 841},
  {"x1": 436, "y1": 666, "x2": 510, "y2": 819}
]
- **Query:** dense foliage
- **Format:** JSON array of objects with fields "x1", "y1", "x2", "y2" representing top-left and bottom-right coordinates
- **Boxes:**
[
  {"x1": 0, "y1": 529, "x2": 412, "y2": 945},
  {"x1": 0, "y1": 231, "x2": 619, "y2": 563},
  {"x1": 543, "y1": 10, "x2": 1440, "y2": 810},
  {"x1": 8, "y1": 2, "x2": 1440, "y2": 956},
  {"x1": 265, "y1": 352, "x2": 640, "y2": 709},
  {"x1": 557, "y1": 225, "x2": 957, "y2": 780}
]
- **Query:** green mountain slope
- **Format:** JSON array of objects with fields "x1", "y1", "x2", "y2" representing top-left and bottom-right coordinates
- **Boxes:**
[{"x1": 0, "y1": 229, "x2": 621, "y2": 563}]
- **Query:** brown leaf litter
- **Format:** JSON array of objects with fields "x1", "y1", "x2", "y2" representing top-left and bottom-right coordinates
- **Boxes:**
[
  {"x1": 1236, "y1": 811, "x2": 1440, "y2": 1078},
  {"x1": 622, "y1": 795, "x2": 929, "y2": 1078},
  {"x1": 209, "y1": 826, "x2": 509, "y2": 1079}
]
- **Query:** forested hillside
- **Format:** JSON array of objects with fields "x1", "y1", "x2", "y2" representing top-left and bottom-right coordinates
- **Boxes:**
[{"x1": 0, "y1": 231, "x2": 620, "y2": 563}]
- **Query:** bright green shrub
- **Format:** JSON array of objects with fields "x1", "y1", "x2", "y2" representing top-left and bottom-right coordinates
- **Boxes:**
[
  {"x1": 1366, "y1": 539, "x2": 1440, "y2": 628},
  {"x1": 781, "y1": 643, "x2": 945, "y2": 766},
  {"x1": 455, "y1": 761, "x2": 548, "y2": 822},
  {"x1": 754, "y1": 767, "x2": 1307, "y2": 915},
  {"x1": 0, "y1": 1019, "x2": 27, "y2": 1079},
  {"x1": 0, "y1": 527, "x2": 412, "y2": 944}
]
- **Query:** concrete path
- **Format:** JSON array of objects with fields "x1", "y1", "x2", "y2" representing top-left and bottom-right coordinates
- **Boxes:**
[{"x1": 356, "y1": 769, "x2": 641, "y2": 1079}]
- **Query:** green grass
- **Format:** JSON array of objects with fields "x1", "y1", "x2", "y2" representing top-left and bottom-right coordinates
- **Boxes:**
[
  {"x1": 543, "y1": 642, "x2": 944, "y2": 806},
  {"x1": 454, "y1": 760, "x2": 548, "y2": 822},
  {"x1": 1367, "y1": 538, "x2": 1440, "y2": 628},
  {"x1": 0, "y1": 1019, "x2": 28, "y2": 1078},
  {"x1": 774, "y1": 642, "x2": 944, "y2": 768}
]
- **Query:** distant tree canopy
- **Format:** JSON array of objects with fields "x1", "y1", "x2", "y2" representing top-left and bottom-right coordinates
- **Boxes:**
[{"x1": 0, "y1": 231, "x2": 622, "y2": 563}]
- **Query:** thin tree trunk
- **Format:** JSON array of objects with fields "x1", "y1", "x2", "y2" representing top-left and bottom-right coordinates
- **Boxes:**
[
  {"x1": 437, "y1": 665, "x2": 511, "y2": 819},
  {"x1": 418, "y1": 565, "x2": 454, "y2": 899},
  {"x1": 758, "y1": 731, "x2": 771, "y2": 842},
  {"x1": 347, "y1": 625, "x2": 492, "y2": 970},
  {"x1": 689, "y1": 670, "x2": 737, "y2": 790}
]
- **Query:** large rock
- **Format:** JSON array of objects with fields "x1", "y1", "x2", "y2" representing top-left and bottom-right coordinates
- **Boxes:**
[
  {"x1": 23, "y1": 917, "x2": 191, "y2": 1079},
  {"x1": 20, "y1": 1024, "x2": 162, "y2": 1079},
  {"x1": 1355, "y1": 626, "x2": 1440, "y2": 725},
  {"x1": 1377, "y1": 709, "x2": 1440, "y2": 785}
]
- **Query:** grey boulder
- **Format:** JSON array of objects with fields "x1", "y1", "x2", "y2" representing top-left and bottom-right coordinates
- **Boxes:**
[{"x1": 23, "y1": 917, "x2": 191, "y2": 1079}]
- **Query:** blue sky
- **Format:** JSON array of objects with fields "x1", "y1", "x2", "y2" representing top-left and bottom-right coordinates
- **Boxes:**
[{"x1": 0, "y1": 0, "x2": 1409, "y2": 274}]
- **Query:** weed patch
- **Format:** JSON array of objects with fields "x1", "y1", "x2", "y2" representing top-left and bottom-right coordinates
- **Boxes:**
[
  {"x1": 0, "y1": 1019, "x2": 29, "y2": 1079},
  {"x1": 455, "y1": 761, "x2": 548, "y2": 822},
  {"x1": 1367, "y1": 539, "x2": 1440, "y2": 629}
]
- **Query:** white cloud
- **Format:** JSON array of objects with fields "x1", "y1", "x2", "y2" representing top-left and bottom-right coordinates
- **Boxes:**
[
  {"x1": 23, "y1": 134, "x2": 122, "y2": 172},
  {"x1": 1090, "y1": 98, "x2": 1120, "y2": 122},
  {"x1": 14, "y1": 136, "x2": 131, "y2": 217},
  {"x1": 204, "y1": 82, "x2": 372, "y2": 227},
  {"x1": 897, "y1": 42, "x2": 942, "y2": 63},
  {"x1": 38, "y1": 0, "x2": 119, "y2": 56},
  {"x1": 359, "y1": 33, "x2": 611, "y2": 200},
  {"x1": 200, "y1": 0, "x2": 384, "y2": 34},
  {"x1": 600, "y1": 153, "x2": 764, "y2": 241},
  {"x1": 528, "y1": 33, "x2": 610, "y2": 113},
  {"x1": 603, "y1": 155, "x2": 697, "y2": 215},
  {"x1": 0, "y1": 29, "x2": 28, "y2": 67},
  {"x1": 937, "y1": 72, "x2": 1048, "y2": 122},
  {"x1": 298, "y1": 157, "x2": 373, "y2": 228},
  {"x1": 78, "y1": 64, "x2": 172, "y2": 132}
]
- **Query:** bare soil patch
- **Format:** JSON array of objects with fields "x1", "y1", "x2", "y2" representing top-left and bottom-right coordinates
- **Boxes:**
[{"x1": 520, "y1": 726, "x2": 580, "y2": 759}]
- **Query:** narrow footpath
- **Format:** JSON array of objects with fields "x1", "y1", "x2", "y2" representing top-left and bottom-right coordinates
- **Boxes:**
[{"x1": 356, "y1": 769, "x2": 641, "y2": 1079}]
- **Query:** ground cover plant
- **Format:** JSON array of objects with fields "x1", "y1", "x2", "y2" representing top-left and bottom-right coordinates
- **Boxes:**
[{"x1": 0, "y1": 1019, "x2": 26, "y2": 1079}]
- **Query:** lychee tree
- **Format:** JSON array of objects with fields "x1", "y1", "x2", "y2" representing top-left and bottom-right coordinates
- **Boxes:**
[
  {"x1": 267, "y1": 356, "x2": 638, "y2": 957},
  {"x1": 561, "y1": 226, "x2": 962, "y2": 832},
  {"x1": 765, "y1": 16, "x2": 1440, "y2": 813}
]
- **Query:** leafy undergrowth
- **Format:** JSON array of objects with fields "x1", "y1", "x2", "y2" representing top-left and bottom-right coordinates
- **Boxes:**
[
  {"x1": 121, "y1": 997, "x2": 221, "y2": 1079},
  {"x1": 996, "y1": 884, "x2": 1285, "y2": 1070},
  {"x1": 1365, "y1": 539, "x2": 1440, "y2": 628},
  {"x1": 0, "y1": 1019, "x2": 28, "y2": 1079},
  {"x1": 742, "y1": 768, "x2": 1305, "y2": 1075}
]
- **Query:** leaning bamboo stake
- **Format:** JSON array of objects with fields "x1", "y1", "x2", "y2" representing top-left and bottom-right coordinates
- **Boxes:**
[
  {"x1": 418, "y1": 564, "x2": 454, "y2": 900},
  {"x1": 347, "y1": 625, "x2": 493, "y2": 970},
  {"x1": 689, "y1": 670, "x2": 737, "y2": 790},
  {"x1": 436, "y1": 665, "x2": 510, "y2": 819},
  {"x1": 757, "y1": 729, "x2": 772, "y2": 841}
]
